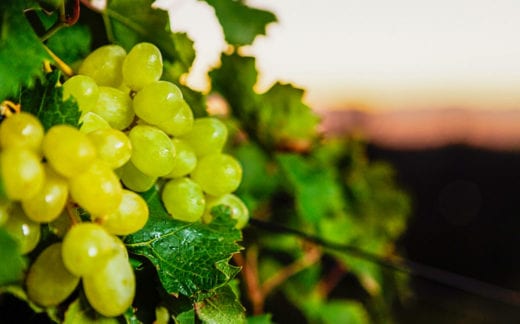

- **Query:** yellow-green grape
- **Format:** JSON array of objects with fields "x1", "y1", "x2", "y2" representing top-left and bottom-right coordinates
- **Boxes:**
[
  {"x1": 0, "y1": 112, "x2": 44, "y2": 153},
  {"x1": 79, "y1": 112, "x2": 111, "y2": 133},
  {"x1": 116, "y1": 160, "x2": 157, "y2": 192},
  {"x1": 2, "y1": 204, "x2": 40, "y2": 254},
  {"x1": 100, "y1": 189, "x2": 149, "y2": 235},
  {"x1": 190, "y1": 153, "x2": 242, "y2": 196},
  {"x1": 62, "y1": 75, "x2": 99, "y2": 112},
  {"x1": 26, "y1": 243, "x2": 80, "y2": 307},
  {"x1": 0, "y1": 147, "x2": 45, "y2": 200},
  {"x1": 179, "y1": 117, "x2": 227, "y2": 156},
  {"x1": 155, "y1": 100, "x2": 194, "y2": 137},
  {"x1": 78, "y1": 45, "x2": 126, "y2": 87},
  {"x1": 87, "y1": 128, "x2": 132, "y2": 169},
  {"x1": 61, "y1": 222, "x2": 119, "y2": 276},
  {"x1": 163, "y1": 138, "x2": 197, "y2": 178},
  {"x1": 122, "y1": 42, "x2": 163, "y2": 91},
  {"x1": 91, "y1": 87, "x2": 134, "y2": 130},
  {"x1": 128, "y1": 125, "x2": 175, "y2": 177},
  {"x1": 21, "y1": 165, "x2": 68, "y2": 223},
  {"x1": 82, "y1": 242, "x2": 135, "y2": 317},
  {"x1": 161, "y1": 178, "x2": 205, "y2": 222},
  {"x1": 132, "y1": 81, "x2": 184, "y2": 126},
  {"x1": 42, "y1": 125, "x2": 97, "y2": 178},
  {"x1": 68, "y1": 160, "x2": 123, "y2": 215},
  {"x1": 203, "y1": 194, "x2": 249, "y2": 229},
  {"x1": 48, "y1": 210, "x2": 72, "y2": 238},
  {"x1": 0, "y1": 201, "x2": 10, "y2": 226}
]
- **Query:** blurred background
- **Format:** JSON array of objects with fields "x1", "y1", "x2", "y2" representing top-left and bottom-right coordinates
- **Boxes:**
[{"x1": 162, "y1": 0, "x2": 520, "y2": 322}]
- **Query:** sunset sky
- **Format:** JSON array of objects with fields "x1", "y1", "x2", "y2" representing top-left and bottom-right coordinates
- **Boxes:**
[{"x1": 165, "y1": 0, "x2": 520, "y2": 112}]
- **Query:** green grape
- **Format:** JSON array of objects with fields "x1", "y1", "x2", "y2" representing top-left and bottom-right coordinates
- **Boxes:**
[
  {"x1": 82, "y1": 243, "x2": 135, "y2": 317},
  {"x1": 61, "y1": 222, "x2": 119, "y2": 276},
  {"x1": 26, "y1": 243, "x2": 80, "y2": 307},
  {"x1": 79, "y1": 112, "x2": 111, "y2": 134},
  {"x1": 87, "y1": 128, "x2": 132, "y2": 169},
  {"x1": 190, "y1": 153, "x2": 242, "y2": 196},
  {"x1": 122, "y1": 42, "x2": 163, "y2": 91},
  {"x1": 91, "y1": 86, "x2": 134, "y2": 130},
  {"x1": 42, "y1": 124, "x2": 97, "y2": 178},
  {"x1": 100, "y1": 189, "x2": 149, "y2": 235},
  {"x1": 203, "y1": 194, "x2": 249, "y2": 229},
  {"x1": 0, "y1": 147, "x2": 44, "y2": 200},
  {"x1": 68, "y1": 159, "x2": 123, "y2": 215},
  {"x1": 179, "y1": 117, "x2": 227, "y2": 156},
  {"x1": 116, "y1": 160, "x2": 157, "y2": 192},
  {"x1": 21, "y1": 165, "x2": 68, "y2": 223},
  {"x1": 0, "y1": 112, "x2": 44, "y2": 153},
  {"x1": 161, "y1": 178, "x2": 205, "y2": 222},
  {"x1": 78, "y1": 45, "x2": 126, "y2": 87},
  {"x1": 155, "y1": 100, "x2": 194, "y2": 137},
  {"x1": 128, "y1": 125, "x2": 175, "y2": 177},
  {"x1": 163, "y1": 138, "x2": 197, "y2": 178},
  {"x1": 62, "y1": 75, "x2": 99, "y2": 113},
  {"x1": 48, "y1": 210, "x2": 71, "y2": 238},
  {"x1": 2, "y1": 204, "x2": 40, "y2": 254},
  {"x1": 132, "y1": 81, "x2": 184, "y2": 126}
]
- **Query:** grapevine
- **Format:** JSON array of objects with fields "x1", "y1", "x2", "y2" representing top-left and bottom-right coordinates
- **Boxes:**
[{"x1": 0, "y1": 0, "x2": 411, "y2": 323}]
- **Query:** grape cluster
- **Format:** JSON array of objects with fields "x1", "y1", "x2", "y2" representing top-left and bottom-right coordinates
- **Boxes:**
[{"x1": 0, "y1": 42, "x2": 248, "y2": 316}]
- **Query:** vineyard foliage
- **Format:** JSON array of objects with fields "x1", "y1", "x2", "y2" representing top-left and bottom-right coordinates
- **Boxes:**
[{"x1": 0, "y1": 0, "x2": 410, "y2": 323}]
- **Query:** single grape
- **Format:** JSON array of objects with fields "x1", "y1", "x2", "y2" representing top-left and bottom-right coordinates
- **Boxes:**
[
  {"x1": 179, "y1": 117, "x2": 227, "y2": 156},
  {"x1": 122, "y1": 42, "x2": 163, "y2": 91},
  {"x1": 62, "y1": 75, "x2": 99, "y2": 112},
  {"x1": 0, "y1": 112, "x2": 44, "y2": 153},
  {"x1": 21, "y1": 165, "x2": 68, "y2": 223},
  {"x1": 163, "y1": 138, "x2": 197, "y2": 178},
  {"x1": 26, "y1": 243, "x2": 80, "y2": 307},
  {"x1": 68, "y1": 159, "x2": 123, "y2": 215},
  {"x1": 116, "y1": 160, "x2": 157, "y2": 192},
  {"x1": 161, "y1": 178, "x2": 205, "y2": 222},
  {"x1": 47, "y1": 210, "x2": 71, "y2": 238},
  {"x1": 87, "y1": 128, "x2": 132, "y2": 169},
  {"x1": 0, "y1": 200, "x2": 10, "y2": 226},
  {"x1": 79, "y1": 112, "x2": 111, "y2": 134},
  {"x1": 100, "y1": 189, "x2": 149, "y2": 235},
  {"x1": 42, "y1": 124, "x2": 97, "y2": 178},
  {"x1": 203, "y1": 194, "x2": 249, "y2": 229},
  {"x1": 155, "y1": 100, "x2": 194, "y2": 137},
  {"x1": 0, "y1": 147, "x2": 44, "y2": 200},
  {"x1": 78, "y1": 45, "x2": 126, "y2": 87},
  {"x1": 61, "y1": 222, "x2": 119, "y2": 276},
  {"x1": 82, "y1": 243, "x2": 135, "y2": 317},
  {"x1": 128, "y1": 125, "x2": 175, "y2": 177},
  {"x1": 190, "y1": 153, "x2": 242, "y2": 196},
  {"x1": 90, "y1": 86, "x2": 134, "y2": 130},
  {"x1": 132, "y1": 81, "x2": 184, "y2": 126},
  {"x1": 2, "y1": 204, "x2": 40, "y2": 254}
]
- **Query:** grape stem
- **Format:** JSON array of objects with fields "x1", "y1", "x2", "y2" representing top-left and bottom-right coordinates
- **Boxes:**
[
  {"x1": 43, "y1": 45, "x2": 74, "y2": 77},
  {"x1": 65, "y1": 201, "x2": 81, "y2": 225}
]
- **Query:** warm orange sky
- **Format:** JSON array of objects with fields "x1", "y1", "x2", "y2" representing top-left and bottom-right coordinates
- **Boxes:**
[{"x1": 162, "y1": 0, "x2": 520, "y2": 112}]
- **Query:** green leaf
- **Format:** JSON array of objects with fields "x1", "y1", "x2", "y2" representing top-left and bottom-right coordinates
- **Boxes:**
[
  {"x1": 194, "y1": 284, "x2": 245, "y2": 324},
  {"x1": 247, "y1": 314, "x2": 273, "y2": 324},
  {"x1": 124, "y1": 187, "x2": 242, "y2": 299},
  {"x1": 314, "y1": 300, "x2": 369, "y2": 324},
  {"x1": 0, "y1": 228, "x2": 26, "y2": 286},
  {"x1": 104, "y1": 0, "x2": 195, "y2": 74},
  {"x1": 0, "y1": 1, "x2": 51, "y2": 101},
  {"x1": 175, "y1": 309, "x2": 195, "y2": 324},
  {"x1": 276, "y1": 153, "x2": 345, "y2": 224},
  {"x1": 201, "y1": 0, "x2": 277, "y2": 46},
  {"x1": 19, "y1": 69, "x2": 81, "y2": 130},
  {"x1": 63, "y1": 297, "x2": 119, "y2": 324}
]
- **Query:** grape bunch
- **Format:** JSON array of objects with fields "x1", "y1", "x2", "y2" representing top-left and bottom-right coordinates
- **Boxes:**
[{"x1": 0, "y1": 42, "x2": 248, "y2": 317}]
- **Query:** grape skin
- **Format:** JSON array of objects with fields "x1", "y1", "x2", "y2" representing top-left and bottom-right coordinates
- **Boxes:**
[
  {"x1": 78, "y1": 45, "x2": 126, "y2": 87},
  {"x1": 0, "y1": 112, "x2": 44, "y2": 153},
  {"x1": 203, "y1": 194, "x2": 249, "y2": 229},
  {"x1": 100, "y1": 189, "x2": 149, "y2": 235},
  {"x1": 87, "y1": 128, "x2": 132, "y2": 169},
  {"x1": 190, "y1": 153, "x2": 243, "y2": 196},
  {"x1": 162, "y1": 178, "x2": 206, "y2": 222},
  {"x1": 62, "y1": 75, "x2": 99, "y2": 113},
  {"x1": 91, "y1": 86, "x2": 134, "y2": 131},
  {"x1": 132, "y1": 81, "x2": 184, "y2": 126},
  {"x1": 0, "y1": 147, "x2": 45, "y2": 200},
  {"x1": 179, "y1": 117, "x2": 228, "y2": 157},
  {"x1": 2, "y1": 204, "x2": 41, "y2": 254},
  {"x1": 122, "y1": 42, "x2": 163, "y2": 91}
]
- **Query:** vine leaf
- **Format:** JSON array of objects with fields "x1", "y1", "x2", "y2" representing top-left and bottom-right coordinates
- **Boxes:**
[
  {"x1": 201, "y1": 0, "x2": 277, "y2": 46},
  {"x1": 0, "y1": 229, "x2": 26, "y2": 286},
  {"x1": 19, "y1": 70, "x2": 81, "y2": 130},
  {"x1": 0, "y1": 1, "x2": 51, "y2": 101},
  {"x1": 124, "y1": 187, "x2": 242, "y2": 299},
  {"x1": 194, "y1": 284, "x2": 245, "y2": 324}
]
